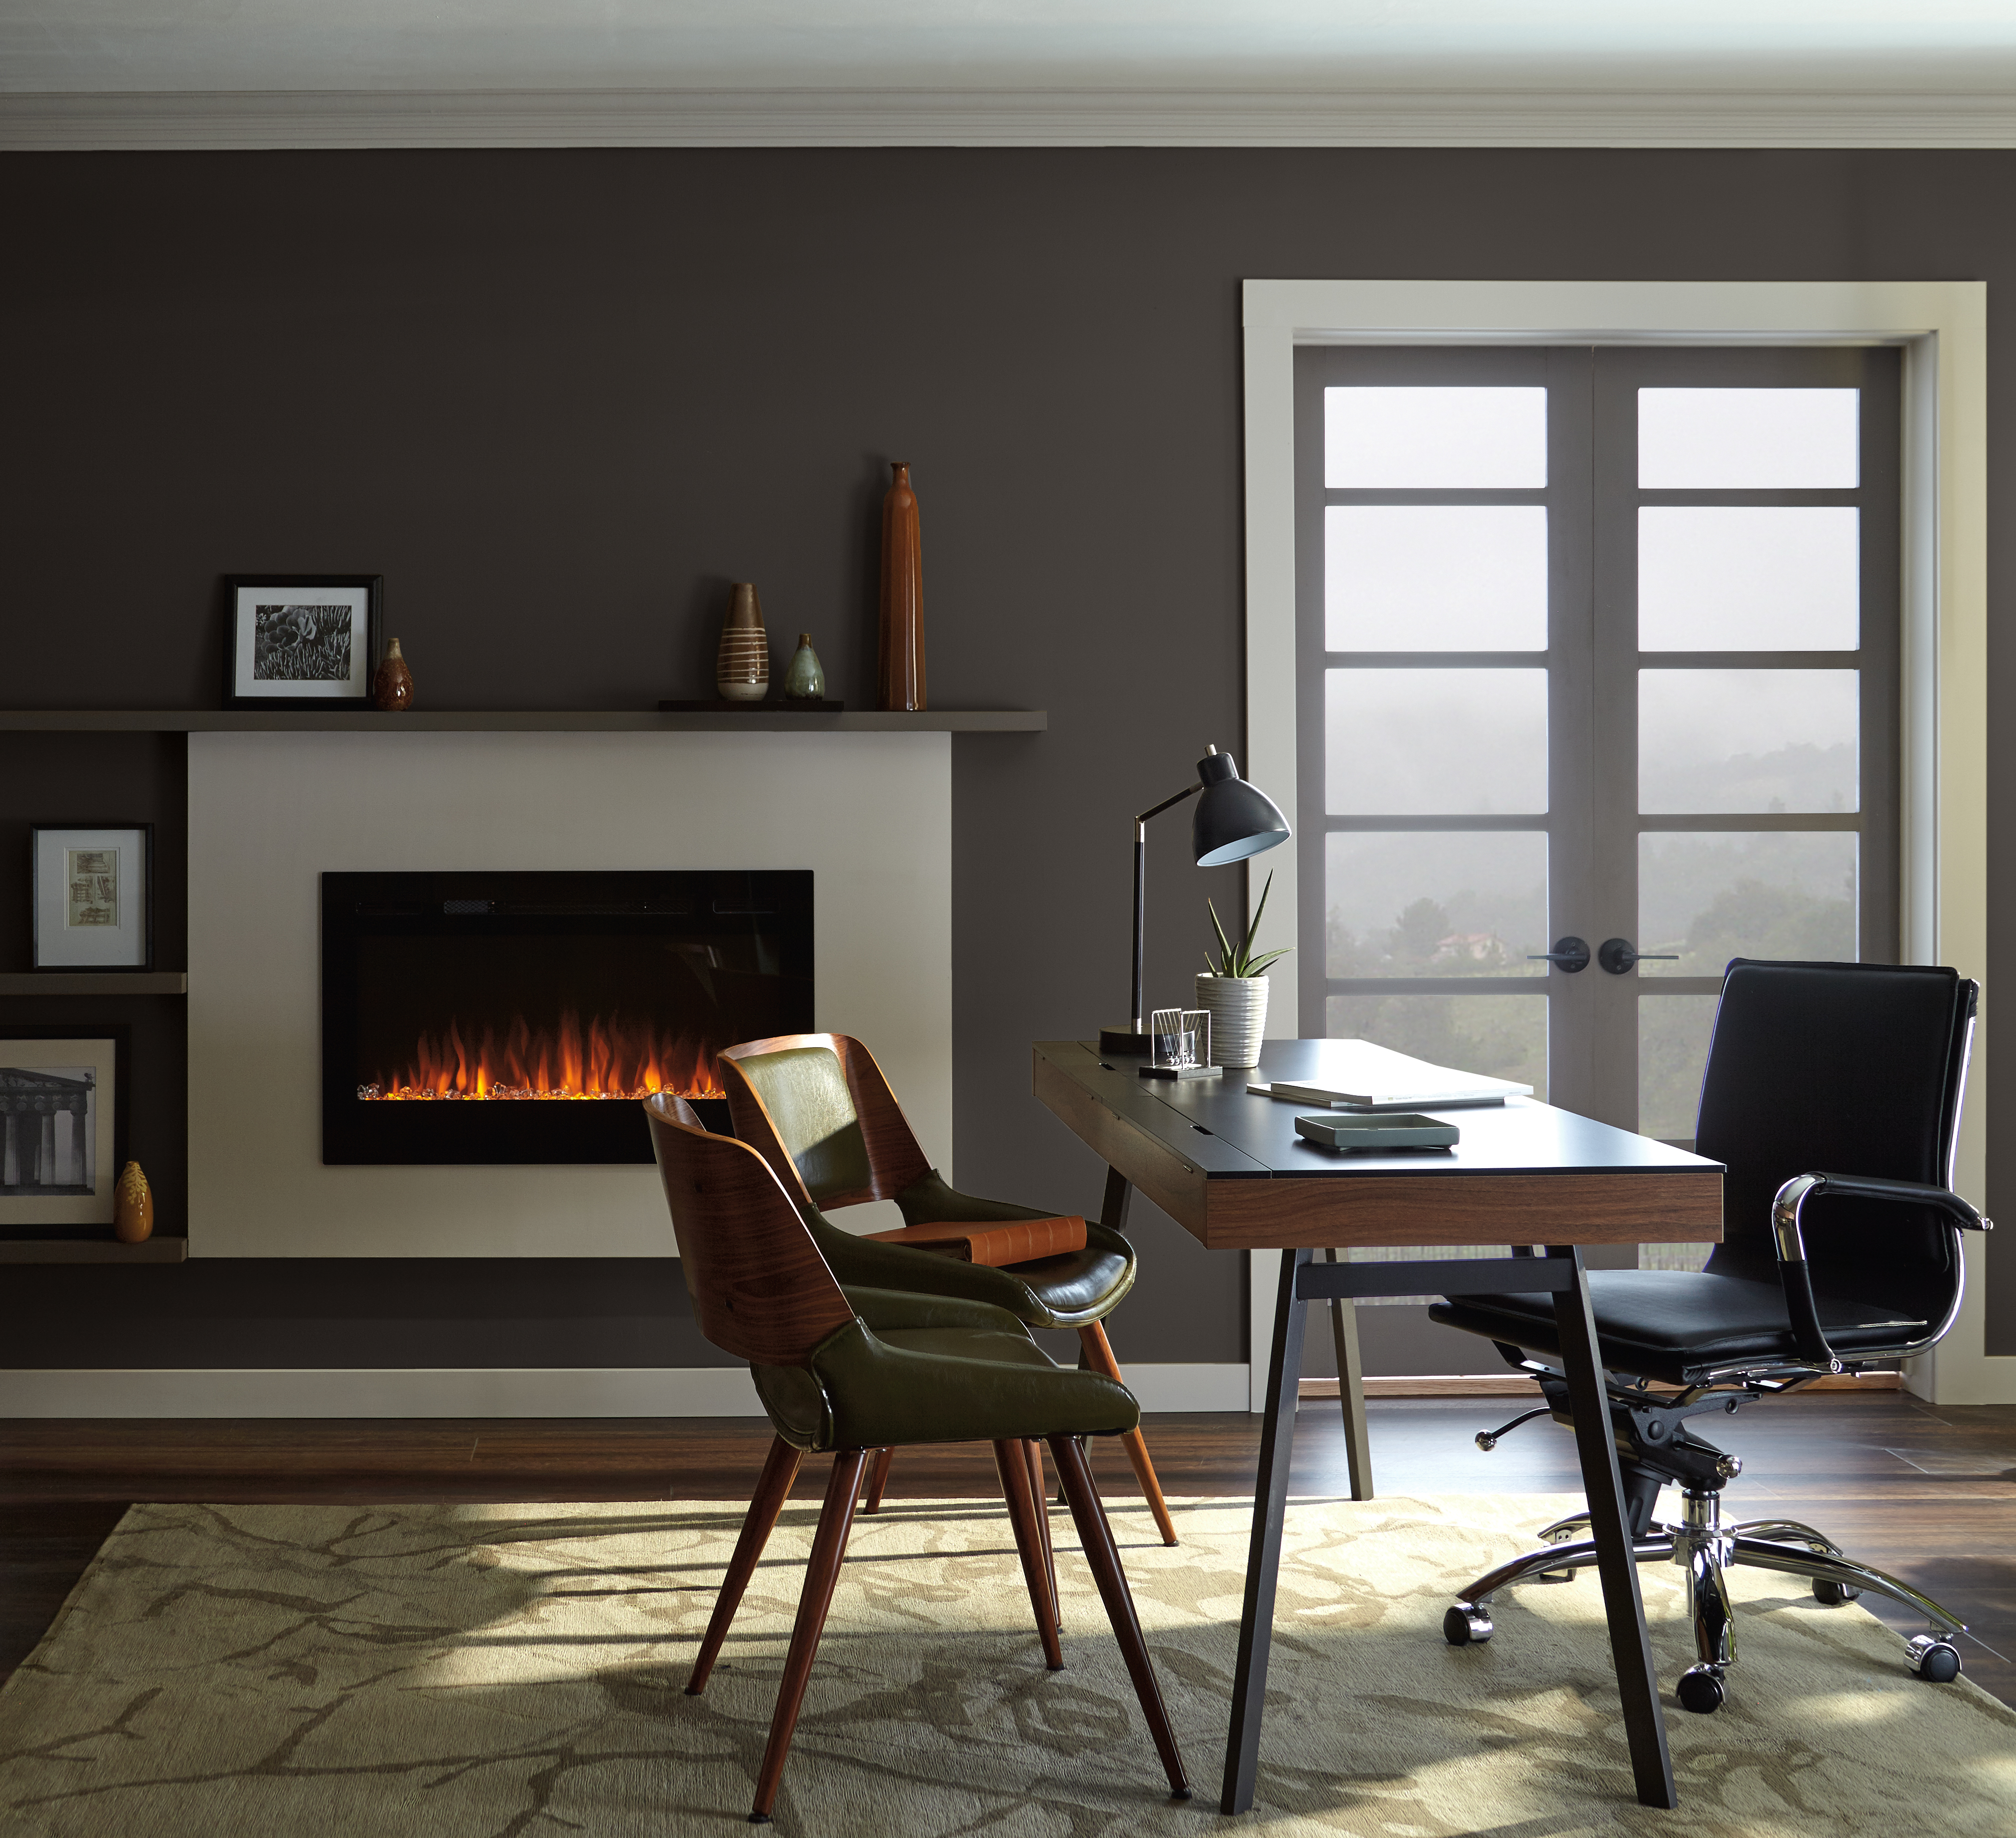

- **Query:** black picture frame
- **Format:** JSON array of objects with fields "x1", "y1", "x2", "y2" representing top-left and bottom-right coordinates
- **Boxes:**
[
  {"x1": 29, "y1": 823, "x2": 155, "y2": 971},
  {"x1": 0, "y1": 1024, "x2": 129, "y2": 1232},
  {"x1": 223, "y1": 575, "x2": 384, "y2": 709}
]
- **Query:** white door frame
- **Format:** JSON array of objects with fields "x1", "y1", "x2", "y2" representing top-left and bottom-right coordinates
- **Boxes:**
[{"x1": 1240, "y1": 278, "x2": 1997, "y2": 1406}]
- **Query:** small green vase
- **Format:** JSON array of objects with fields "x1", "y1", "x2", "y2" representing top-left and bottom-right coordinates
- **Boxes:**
[{"x1": 783, "y1": 633, "x2": 826, "y2": 701}]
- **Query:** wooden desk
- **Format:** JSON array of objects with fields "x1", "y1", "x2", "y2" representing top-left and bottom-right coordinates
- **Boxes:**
[{"x1": 1033, "y1": 1039, "x2": 1724, "y2": 1815}]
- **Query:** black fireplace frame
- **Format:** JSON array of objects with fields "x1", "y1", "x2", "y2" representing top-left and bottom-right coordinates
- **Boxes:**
[{"x1": 321, "y1": 869, "x2": 812, "y2": 1165}]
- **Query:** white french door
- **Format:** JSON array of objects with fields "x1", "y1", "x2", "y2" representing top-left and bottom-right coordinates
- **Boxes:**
[{"x1": 1291, "y1": 343, "x2": 1899, "y2": 1349}]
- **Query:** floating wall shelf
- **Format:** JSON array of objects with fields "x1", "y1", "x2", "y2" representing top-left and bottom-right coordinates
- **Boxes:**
[
  {"x1": 0, "y1": 709, "x2": 1046, "y2": 734},
  {"x1": 0, "y1": 1237, "x2": 188, "y2": 1263},
  {"x1": 0, "y1": 972, "x2": 188, "y2": 996}
]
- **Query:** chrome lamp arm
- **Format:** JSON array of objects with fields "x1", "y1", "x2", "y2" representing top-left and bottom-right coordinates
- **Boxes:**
[{"x1": 1770, "y1": 1171, "x2": 1993, "y2": 1369}]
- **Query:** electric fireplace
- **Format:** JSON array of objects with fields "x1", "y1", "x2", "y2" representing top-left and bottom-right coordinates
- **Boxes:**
[{"x1": 321, "y1": 870, "x2": 813, "y2": 1164}]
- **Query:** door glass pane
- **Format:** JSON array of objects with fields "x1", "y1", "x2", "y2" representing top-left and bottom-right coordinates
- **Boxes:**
[
  {"x1": 1639, "y1": 992, "x2": 1718, "y2": 1140},
  {"x1": 1325, "y1": 387, "x2": 1547, "y2": 489},
  {"x1": 1327, "y1": 832, "x2": 1546, "y2": 977},
  {"x1": 1640, "y1": 993, "x2": 1720, "y2": 1272},
  {"x1": 1638, "y1": 389, "x2": 1858, "y2": 489},
  {"x1": 1638, "y1": 832, "x2": 1857, "y2": 976},
  {"x1": 1326, "y1": 506, "x2": 1548, "y2": 651},
  {"x1": 1638, "y1": 508, "x2": 1859, "y2": 651},
  {"x1": 1639, "y1": 669, "x2": 1857, "y2": 813},
  {"x1": 1327, "y1": 992, "x2": 1547, "y2": 1100},
  {"x1": 1328, "y1": 669, "x2": 1547, "y2": 814}
]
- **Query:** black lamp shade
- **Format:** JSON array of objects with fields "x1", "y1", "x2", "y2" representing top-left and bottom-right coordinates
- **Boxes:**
[{"x1": 1192, "y1": 749, "x2": 1291, "y2": 867}]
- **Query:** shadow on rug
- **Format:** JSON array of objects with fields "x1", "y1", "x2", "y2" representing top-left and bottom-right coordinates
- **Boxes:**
[{"x1": 1, "y1": 1493, "x2": 2011, "y2": 1836}]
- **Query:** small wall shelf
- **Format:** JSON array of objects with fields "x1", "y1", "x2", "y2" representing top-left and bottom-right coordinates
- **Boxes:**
[
  {"x1": 0, "y1": 1237, "x2": 188, "y2": 1263},
  {"x1": 0, "y1": 972, "x2": 188, "y2": 996},
  {"x1": 0, "y1": 709, "x2": 1046, "y2": 734}
]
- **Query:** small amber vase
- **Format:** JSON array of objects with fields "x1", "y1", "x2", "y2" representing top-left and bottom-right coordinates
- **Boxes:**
[
  {"x1": 373, "y1": 638, "x2": 415, "y2": 711},
  {"x1": 878, "y1": 463, "x2": 925, "y2": 712},
  {"x1": 716, "y1": 584, "x2": 770, "y2": 702},
  {"x1": 114, "y1": 1162, "x2": 154, "y2": 1243}
]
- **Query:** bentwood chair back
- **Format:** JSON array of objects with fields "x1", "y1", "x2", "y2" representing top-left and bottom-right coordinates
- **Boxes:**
[
  {"x1": 716, "y1": 1032, "x2": 1180, "y2": 1543},
  {"x1": 644, "y1": 1094, "x2": 1190, "y2": 1823}
]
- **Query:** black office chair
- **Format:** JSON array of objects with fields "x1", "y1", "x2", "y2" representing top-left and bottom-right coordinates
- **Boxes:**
[{"x1": 1429, "y1": 959, "x2": 1991, "y2": 1713}]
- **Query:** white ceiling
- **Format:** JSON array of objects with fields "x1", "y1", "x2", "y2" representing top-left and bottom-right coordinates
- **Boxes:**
[
  {"x1": 5, "y1": 2, "x2": 2016, "y2": 147},
  {"x1": 10, "y1": 0, "x2": 2016, "y2": 93}
]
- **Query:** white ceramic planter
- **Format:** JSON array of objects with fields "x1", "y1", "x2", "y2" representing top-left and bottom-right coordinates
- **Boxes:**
[{"x1": 1195, "y1": 973, "x2": 1270, "y2": 1069}]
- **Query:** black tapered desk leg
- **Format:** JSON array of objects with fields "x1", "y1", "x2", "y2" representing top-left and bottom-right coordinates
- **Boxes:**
[
  {"x1": 1221, "y1": 1246, "x2": 1311, "y2": 1814},
  {"x1": 1324, "y1": 1248, "x2": 1374, "y2": 1501},
  {"x1": 1100, "y1": 1165, "x2": 1134, "y2": 1233},
  {"x1": 1548, "y1": 1245, "x2": 1677, "y2": 1810}
]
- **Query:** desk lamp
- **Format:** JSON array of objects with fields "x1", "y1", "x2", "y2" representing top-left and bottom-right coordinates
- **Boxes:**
[{"x1": 1099, "y1": 745, "x2": 1291, "y2": 1056}]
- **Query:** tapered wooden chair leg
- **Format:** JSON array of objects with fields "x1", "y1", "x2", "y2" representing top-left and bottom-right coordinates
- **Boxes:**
[
  {"x1": 688, "y1": 1434, "x2": 804, "y2": 1695},
  {"x1": 750, "y1": 1448, "x2": 870, "y2": 1824},
  {"x1": 1077, "y1": 1321, "x2": 1179, "y2": 1545},
  {"x1": 993, "y1": 1440, "x2": 1065, "y2": 1668},
  {"x1": 1023, "y1": 1439, "x2": 1060, "y2": 1631},
  {"x1": 861, "y1": 1446, "x2": 894, "y2": 1513},
  {"x1": 1048, "y1": 1433, "x2": 1191, "y2": 1799}
]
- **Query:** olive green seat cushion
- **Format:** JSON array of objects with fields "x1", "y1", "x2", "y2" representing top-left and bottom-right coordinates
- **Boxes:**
[{"x1": 751, "y1": 1286, "x2": 1140, "y2": 1453}]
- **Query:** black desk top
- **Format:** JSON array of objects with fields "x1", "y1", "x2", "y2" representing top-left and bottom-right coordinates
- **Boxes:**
[{"x1": 1036, "y1": 1039, "x2": 1721, "y2": 1182}]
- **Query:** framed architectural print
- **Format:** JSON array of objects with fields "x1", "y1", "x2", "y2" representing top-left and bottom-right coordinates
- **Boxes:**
[
  {"x1": 32, "y1": 824, "x2": 153, "y2": 969},
  {"x1": 224, "y1": 574, "x2": 383, "y2": 708},
  {"x1": 0, "y1": 1029, "x2": 125, "y2": 1227}
]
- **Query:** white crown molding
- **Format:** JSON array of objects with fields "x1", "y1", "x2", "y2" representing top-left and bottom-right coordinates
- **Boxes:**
[{"x1": 5, "y1": 86, "x2": 2016, "y2": 152}]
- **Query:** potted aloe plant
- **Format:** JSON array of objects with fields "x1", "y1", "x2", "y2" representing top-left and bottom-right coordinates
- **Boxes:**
[{"x1": 1196, "y1": 871, "x2": 1290, "y2": 1069}]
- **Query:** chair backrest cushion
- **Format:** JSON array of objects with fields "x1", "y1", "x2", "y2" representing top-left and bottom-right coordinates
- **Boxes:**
[
  {"x1": 644, "y1": 1093, "x2": 855, "y2": 1367},
  {"x1": 1695, "y1": 959, "x2": 1972, "y2": 1317},
  {"x1": 724, "y1": 1045, "x2": 875, "y2": 1203}
]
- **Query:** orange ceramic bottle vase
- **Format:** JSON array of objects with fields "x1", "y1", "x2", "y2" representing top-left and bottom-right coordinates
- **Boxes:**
[{"x1": 878, "y1": 462, "x2": 926, "y2": 712}]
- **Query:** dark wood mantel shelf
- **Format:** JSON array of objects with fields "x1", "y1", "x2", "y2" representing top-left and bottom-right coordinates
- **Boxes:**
[
  {"x1": 0, "y1": 710, "x2": 1046, "y2": 734},
  {"x1": 0, "y1": 1237, "x2": 188, "y2": 1263}
]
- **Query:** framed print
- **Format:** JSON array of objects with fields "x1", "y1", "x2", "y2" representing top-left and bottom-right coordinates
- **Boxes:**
[
  {"x1": 32, "y1": 824, "x2": 153, "y2": 969},
  {"x1": 224, "y1": 574, "x2": 382, "y2": 708},
  {"x1": 0, "y1": 1029, "x2": 125, "y2": 1228}
]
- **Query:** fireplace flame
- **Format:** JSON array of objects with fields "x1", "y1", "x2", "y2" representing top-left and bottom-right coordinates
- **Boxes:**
[{"x1": 358, "y1": 1007, "x2": 724, "y2": 1101}]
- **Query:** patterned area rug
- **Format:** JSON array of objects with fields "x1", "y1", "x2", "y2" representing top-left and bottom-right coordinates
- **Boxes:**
[{"x1": 1, "y1": 1492, "x2": 2011, "y2": 1836}]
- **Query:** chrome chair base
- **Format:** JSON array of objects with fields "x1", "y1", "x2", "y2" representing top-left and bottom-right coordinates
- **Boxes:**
[{"x1": 1446, "y1": 1487, "x2": 1967, "y2": 1708}]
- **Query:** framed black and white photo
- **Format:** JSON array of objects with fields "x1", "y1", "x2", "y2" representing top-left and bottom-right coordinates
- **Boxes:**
[
  {"x1": 32, "y1": 824, "x2": 153, "y2": 970},
  {"x1": 224, "y1": 575, "x2": 382, "y2": 708},
  {"x1": 0, "y1": 1030, "x2": 125, "y2": 1228}
]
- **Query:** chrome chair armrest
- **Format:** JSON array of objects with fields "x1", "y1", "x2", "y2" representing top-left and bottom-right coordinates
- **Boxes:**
[{"x1": 1769, "y1": 1171, "x2": 1992, "y2": 1368}]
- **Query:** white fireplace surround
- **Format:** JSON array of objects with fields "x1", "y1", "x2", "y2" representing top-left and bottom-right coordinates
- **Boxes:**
[
  {"x1": 187, "y1": 729, "x2": 952, "y2": 1258},
  {"x1": 0, "y1": 730, "x2": 1254, "y2": 1415}
]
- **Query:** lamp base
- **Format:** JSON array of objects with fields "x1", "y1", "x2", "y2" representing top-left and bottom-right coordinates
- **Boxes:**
[
  {"x1": 1098, "y1": 1024, "x2": 1151, "y2": 1056},
  {"x1": 1138, "y1": 1064, "x2": 1224, "y2": 1082}
]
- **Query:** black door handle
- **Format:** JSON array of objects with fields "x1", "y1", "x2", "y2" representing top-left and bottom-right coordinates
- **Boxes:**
[
  {"x1": 1527, "y1": 936, "x2": 1590, "y2": 974},
  {"x1": 1598, "y1": 937, "x2": 1678, "y2": 975}
]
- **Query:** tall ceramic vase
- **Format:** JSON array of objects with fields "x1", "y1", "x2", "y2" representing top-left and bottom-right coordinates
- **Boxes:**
[
  {"x1": 878, "y1": 462, "x2": 925, "y2": 711},
  {"x1": 716, "y1": 583, "x2": 770, "y2": 702},
  {"x1": 1194, "y1": 973, "x2": 1270, "y2": 1069}
]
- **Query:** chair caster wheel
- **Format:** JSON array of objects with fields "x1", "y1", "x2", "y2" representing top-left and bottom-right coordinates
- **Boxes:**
[
  {"x1": 1812, "y1": 1578, "x2": 1862, "y2": 1606},
  {"x1": 1677, "y1": 1664, "x2": 1726, "y2": 1713},
  {"x1": 1909, "y1": 1635, "x2": 1963, "y2": 1683},
  {"x1": 1443, "y1": 1603, "x2": 1493, "y2": 1645}
]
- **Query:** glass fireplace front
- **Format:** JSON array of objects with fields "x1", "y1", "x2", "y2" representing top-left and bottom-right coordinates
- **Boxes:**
[{"x1": 321, "y1": 869, "x2": 813, "y2": 1164}]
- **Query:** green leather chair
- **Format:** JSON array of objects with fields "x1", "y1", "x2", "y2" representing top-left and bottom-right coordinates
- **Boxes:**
[
  {"x1": 645, "y1": 1094, "x2": 1190, "y2": 1824},
  {"x1": 718, "y1": 1031, "x2": 1178, "y2": 1544}
]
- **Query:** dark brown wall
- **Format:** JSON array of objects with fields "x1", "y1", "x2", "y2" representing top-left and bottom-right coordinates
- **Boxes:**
[{"x1": 3, "y1": 147, "x2": 2010, "y2": 1375}]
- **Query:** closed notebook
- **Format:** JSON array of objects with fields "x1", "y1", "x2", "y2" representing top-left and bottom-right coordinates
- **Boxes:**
[{"x1": 862, "y1": 1215, "x2": 1088, "y2": 1268}]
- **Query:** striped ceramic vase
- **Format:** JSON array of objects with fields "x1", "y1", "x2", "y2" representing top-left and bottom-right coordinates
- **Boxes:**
[{"x1": 716, "y1": 583, "x2": 770, "y2": 702}]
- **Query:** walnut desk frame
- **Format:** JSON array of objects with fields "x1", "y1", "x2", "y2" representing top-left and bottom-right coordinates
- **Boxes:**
[{"x1": 1032, "y1": 1039, "x2": 1724, "y2": 1817}]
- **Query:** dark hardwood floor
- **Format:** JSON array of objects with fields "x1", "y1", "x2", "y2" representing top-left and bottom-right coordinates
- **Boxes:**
[{"x1": 5, "y1": 1391, "x2": 2013, "y2": 1703}]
